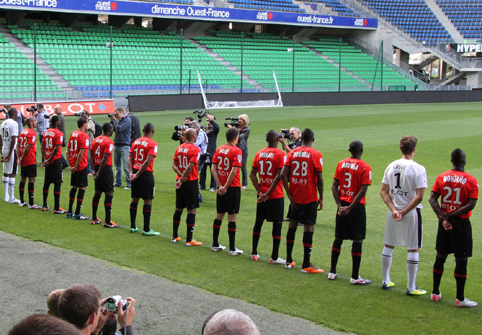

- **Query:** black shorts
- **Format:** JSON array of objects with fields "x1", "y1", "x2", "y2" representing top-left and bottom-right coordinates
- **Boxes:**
[
  {"x1": 44, "y1": 159, "x2": 62, "y2": 185},
  {"x1": 216, "y1": 187, "x2": 241, "y2": 215},
  {"x1": 288, "y1": 201, "x2": 318, "y2": 225},
  {"x1": 94, "y1": 165, "x2": 114, "y2": 193},
  {"x1": 21, "y1": 164, "x2": 37, "y2": 178},
  {"x1": 335, "y1": 201, "x2": 366, "y2": 240},
  {"x1": 132, "y1": 170, "x2": 155, "y2": 200},
  {"x1": 256, "y1": 197, "x2": 284, "y2": 222},
  {"x1": 71, "y1": 168, "x2": 88, "y2": 188},
  {"x1": 436, "y1": 217, "x2": 473, "y2": 258},
  {"x1": 176, "y1": 179, "x2": 199, "y2": 210}
]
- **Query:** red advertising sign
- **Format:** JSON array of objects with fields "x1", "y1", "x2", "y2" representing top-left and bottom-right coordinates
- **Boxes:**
[{"x1": 0, "y1": 100, "x2": 116, "y2": 119}]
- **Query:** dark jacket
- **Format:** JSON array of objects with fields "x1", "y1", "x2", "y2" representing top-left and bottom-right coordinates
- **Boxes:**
[
  {"x1": 205, "y1": 119, "x2": 220, "y2": 155},
  {"x1": 129, "y1": 113, "x2": 141, "y2": 144},
  {"x1": 237, "y1": 126, "x2": 250, "y2": 154},
  {"x1": 112, "y1": 116, "x2": 132, "y2": 146}
]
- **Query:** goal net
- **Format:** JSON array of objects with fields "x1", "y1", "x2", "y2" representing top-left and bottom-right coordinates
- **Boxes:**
[{"x1": 197, "y1": 70, "x2": 283, "y2": 109}]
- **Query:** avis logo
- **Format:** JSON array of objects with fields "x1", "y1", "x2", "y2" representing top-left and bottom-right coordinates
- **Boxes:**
[
  {"x1": 257, "y1": 12, "x2": 273, "y2": 20},
  {"x1": 354, "y1": 18, "x2": 367, "y2": 26},
  {"x1": 95, "y1": 1, "x2": 117, "y2": 11}
]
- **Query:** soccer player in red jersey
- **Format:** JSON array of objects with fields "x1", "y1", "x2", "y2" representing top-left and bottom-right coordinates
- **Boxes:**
[
  {"x1": 429, "y1": 149, "x2": 478, "y2": 307},
  {"x1": 211, "y1": 127, "x2": 243, "y2": 255},
  {"x1": 172, "y1": 128, "x2": 203, "y2": 246},
  {"x1": 128, "y1": 123, "x2": 159, "y2": 236},
  {"x1": 329, "y1": 140, "x2": 372, "y2": 284},
  {"x1": 281, "y1": 128, "x2": 324, "y2": 273},
  {"x1": 16, "y1": 117, "x2": 39, "y2": 208},
  {"x1": 89, "y1": 122, "x2": 117, "y2": 228},
  {"x1": 66, "y1": 117, "x2": 90, "y2": 220},
  {"x1": 249, "y1": 130, "x2": 286, "y2": 264},
  {"x1": 40, "y1": 115, "x2": 65, "y2": 213}
]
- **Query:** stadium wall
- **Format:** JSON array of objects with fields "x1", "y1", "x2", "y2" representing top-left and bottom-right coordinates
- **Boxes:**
[{"x1": 128, "y1": 91, "x2": 482, "y2": 112}]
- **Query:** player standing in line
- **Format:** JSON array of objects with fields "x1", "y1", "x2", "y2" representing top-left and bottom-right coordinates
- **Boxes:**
[
  {"x1": 128, "y1": 123, "x2": 159, "y2": 236},
  {"x1": 17, "y1": 116, "x2": 39, "y2": 208},
  {"x1": 66, "y1": 117, "x2": 90, "y2": 220},
  {"x1": 0, "y1": 108, "x2": 20, "y2": 204},
  {"x1": 41, "y1": 115, "x2": 66, "y2": 213},
  {"x1": 281, "y1": 128, "x2": 324, "y2": 273},
  {"x1": 380, "y1": 135, "x2": 427, "y2": 295},
  {"x1": 89, "y1": 122, "x2": 117, "y2": 228},
  {"x1": 329, "y1": 140, "x2": 372, "y2": 284},
  {"x1": 172, "y1": 128, "x2": 203, "y2": 246},
  {"x1": 249, "y1": 130, "x2": 286, "y2": 264},
  {"x1": 429, "y1": 149, "x2": 478, "y2": 307},
  {"x1": 211, "y1": 127, "x2": 243, "y2": 255}
]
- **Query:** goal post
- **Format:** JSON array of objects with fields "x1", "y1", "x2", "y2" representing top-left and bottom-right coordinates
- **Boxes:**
[{"x1": 197, "y1": 70, "x2": 283, "y2": 109}]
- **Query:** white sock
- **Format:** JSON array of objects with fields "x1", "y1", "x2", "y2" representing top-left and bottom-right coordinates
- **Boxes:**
[
  {"x1": 3, "y1": 176, "x2": 8, "y2": 201},
  {"x1": 9, "y1": 177, "x2": 15, "y2": 201},
  {"x1": 381, "y1": 247, "x2": 394, "y2": 284},
  {"x1": 406, "y1": 252, "x2": 419, "y2": 292}
]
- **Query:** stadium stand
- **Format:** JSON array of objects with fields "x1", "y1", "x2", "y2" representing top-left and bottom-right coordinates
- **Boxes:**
[
  {"x1": 304, "y1": 36, "x2": 418, "y2": 90},
  {"x1": 360, "y1": 0, "x2": 453, "y2": 45},
  {"x1": 10, "y1": 23, "x2": 254, "y2": 98},
  {"x1": 227, "y1": 0, "x2": 305, "y2": 12},
  {"x1": 0, "y1": 29, "x2": 63, "y2": 100},
  {"x1": 436, "y1": 0, "x2": 482, "y2": 40},
  {"x1": 306, "y1": 0, "x2": 359, "y2": 16}
]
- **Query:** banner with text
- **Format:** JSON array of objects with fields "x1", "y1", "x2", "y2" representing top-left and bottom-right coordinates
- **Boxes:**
[
  {"x1": 0, "y1": 0, "x2": 378, "y2": 29},
  {"x1": 0, "y1": 100, "x2": 115, "y2": 119}
]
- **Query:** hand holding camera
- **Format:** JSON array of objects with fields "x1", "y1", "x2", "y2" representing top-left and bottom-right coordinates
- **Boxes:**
[
  {"x1": 117, "y1": 297, "x2": 136, "y2": 329},
  {"x1": 224, "y1": 117, "x2": 239, "y2": 128}
]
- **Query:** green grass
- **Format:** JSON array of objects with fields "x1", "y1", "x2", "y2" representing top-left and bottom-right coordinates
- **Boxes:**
[{"x1": 2, "y1": 102, "x2": 482, "y2": 334}]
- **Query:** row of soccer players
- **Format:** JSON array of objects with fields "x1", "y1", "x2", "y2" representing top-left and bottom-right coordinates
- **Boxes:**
[{"x1": 3, "y1": 107, "x2": 478, "y2": 307}]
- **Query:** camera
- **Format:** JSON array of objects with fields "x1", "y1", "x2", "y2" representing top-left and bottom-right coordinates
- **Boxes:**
[
  {"x1": 103, "y1": 295, "x2": 128, "y2": 314},
  {"x1": 108, "y1": 113, "x2": 116, "y2": 118},
  {"x1": 74, "y1": 111, "x2": 84, "y2": 117},
  {"x1": 278, "y1": 129, "x2": 291, "y2": 142},
  {"x1": 26, "y1": 106, "x2": 38, "y2": 113},
  {"x1": 224, "y1": 117, "x2": 239, "y2": 128},
  {"x1": 193, "y1": 109, "x2": 209, "y2": 120},
  {"x1": 44, "y1": 114, "x2": 50, "y2": 119},
  {"x1": 0, "y1": 108, "x2": 7, "y2": 114},
  {"x1": 174, "y1": 125, "x2": 191, "y2": 131}
]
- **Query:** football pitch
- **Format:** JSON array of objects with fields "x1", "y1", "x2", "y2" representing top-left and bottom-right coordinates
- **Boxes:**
[{"x1": 1, "y1": 102, "x2": 481, "y2": 334}]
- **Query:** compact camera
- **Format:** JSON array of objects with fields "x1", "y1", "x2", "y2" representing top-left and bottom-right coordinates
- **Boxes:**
[{"x1": 103, "y1": 295, "x2": 128, "y2": 314}]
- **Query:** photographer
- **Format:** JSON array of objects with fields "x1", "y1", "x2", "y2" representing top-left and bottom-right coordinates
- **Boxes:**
[
  {"x1": 54, "y1": 105, "x2": 69, "y2": 169},
  {"x1": 192, "y1": 120, "x2": 208, "y2": 203},
  {"x1": 80, "y1": 110, "x2": 95, "y2": 174},
  {"x1": 171, "y1": 116, "x2": 194, "y2": 143},
  {"x1": 34, "y1": 103, "x2": 49, "y2": 162},
  {"x1": 110, "y1": 107, "x2": 132, "y2": 189},
  {"x1": 232, "y1": 114, "x2": 250, "y2": 191},
  {"x1": 279, "y1": 127, "x2": 301, "y2": 154},
  {"x1": 200, "y1": 114, "x2": 219, "y2": 192}
]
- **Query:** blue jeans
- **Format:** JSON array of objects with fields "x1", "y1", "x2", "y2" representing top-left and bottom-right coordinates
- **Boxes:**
[{"x1": 114, "y1": 145, "x2": 130, "y2": 187}]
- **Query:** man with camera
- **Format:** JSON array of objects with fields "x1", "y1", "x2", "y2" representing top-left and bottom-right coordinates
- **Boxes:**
[
  {"x1": 192, "y1": 120, "x2": 208, "y2": 203},
  {"x1": 200, "y1": 113, "x2": 219, "y2": 193},
  {"x1": 58, "y1": 284, "x2": 136, "y2": 335},
  {"x1": 33, "y1": 103, "x2": 49, "y2": 162},
  {"x1": 110, "y1": 107, "x2": 132, "y2": 189},
  {"x1": 54, "y1": 105, "x2": 69, "y2": 169},
  {"x1": 172, "y1": 117, "x2": 194, "y2": 143},
  {"x1": 279, "y1": 127, "x2": 301, "y2": 154},
  {"x1": 0, "y1": 108, "x2": 20, "y2": 204}
]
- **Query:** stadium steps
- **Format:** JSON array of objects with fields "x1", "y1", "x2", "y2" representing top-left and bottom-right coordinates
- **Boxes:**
[
  {"x1": 292, "y1": 1, "x2": 319, "y2": 14},
  {"x1": 300, "y1": 1, "x2": 338, "y2": 15},
  {"x1": 441, "y1": 71, "x2": 467, "y2": 85},
  {"x1": 426, "y1": 0, "x2": 464, "y2": 43},
  {"x1": 303, "y1": 44, "x2": 370, "y2": 88},
  {"x1": 0, "y1": 26, "x2": 71, "y2": 91},
  {"x1": 190, "y1": 37, "x2": 264, "y2": 90},
  {"x1": 413, "y1": 54, "x2": 438, "y2": 71}
]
